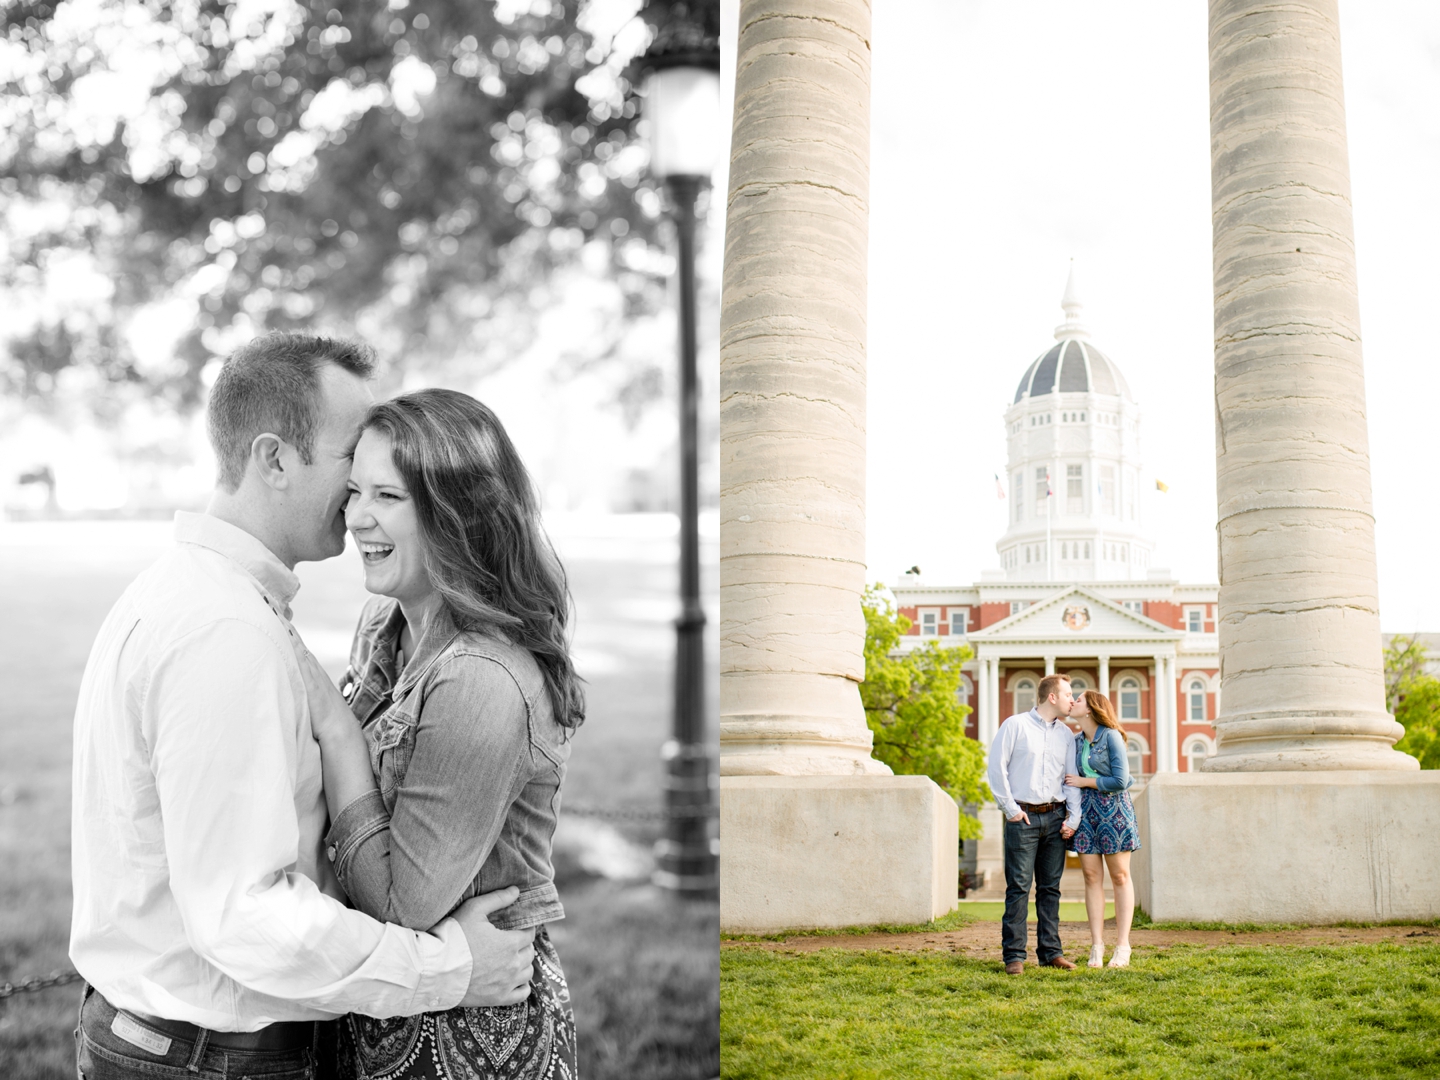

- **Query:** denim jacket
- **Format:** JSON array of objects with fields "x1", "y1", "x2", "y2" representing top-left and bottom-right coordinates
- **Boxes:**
[
  {"x1": 323, "y1": 597, "x2": 569, "y2": 932},
  {"x1": 1076, "y1": 724, "x2": 1132, "y2": 793}
]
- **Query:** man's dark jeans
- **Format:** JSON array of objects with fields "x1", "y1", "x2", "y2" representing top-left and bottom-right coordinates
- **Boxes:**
[
  {"x1": 1002, "y1": 806, "x2": 1067, "y2": 964},
  {"x1": 75, "y1": 984, "x2": 320, "y2": 1079}
]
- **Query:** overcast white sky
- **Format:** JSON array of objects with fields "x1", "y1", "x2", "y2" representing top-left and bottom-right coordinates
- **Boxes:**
[{"x1": 849, "y1": 0, "x2": 1440, "y2": 632}]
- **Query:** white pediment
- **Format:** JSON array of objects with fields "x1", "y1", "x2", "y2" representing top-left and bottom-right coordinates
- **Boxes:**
[{"x1": 969, "y1": 586, "x2": 1183, "y2": 646}]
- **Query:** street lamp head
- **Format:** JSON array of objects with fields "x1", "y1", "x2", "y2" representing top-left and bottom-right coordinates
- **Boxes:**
[{"x1": 634, "y1": 9, "x2": 722, "y2": 181}]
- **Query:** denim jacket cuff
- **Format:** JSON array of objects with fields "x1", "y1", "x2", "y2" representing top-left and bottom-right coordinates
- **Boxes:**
[{"x1": 325, "y1": 789, "x2": 390, "y2": 884}]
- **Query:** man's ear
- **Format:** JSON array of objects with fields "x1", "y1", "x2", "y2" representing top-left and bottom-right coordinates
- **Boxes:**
[{"x1": 250, "y1": 433, "x2": 289, "y2": 491}]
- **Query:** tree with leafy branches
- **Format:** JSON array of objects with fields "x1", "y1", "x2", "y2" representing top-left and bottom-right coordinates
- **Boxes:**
[
  {"x1": 1, "y1": 0, "x2": 718, "y2": 419},
  {"x1": 859, "y1": 585, "x2": 990, "y2": 838},
  {"x1": 1383, "y1": 634, "x2": 1440, "y2": 770}
]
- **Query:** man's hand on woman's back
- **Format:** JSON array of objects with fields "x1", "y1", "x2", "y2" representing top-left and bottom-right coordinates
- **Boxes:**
[{"x1": 451, "y1": 887, "x2": 536, "y2": 1007}]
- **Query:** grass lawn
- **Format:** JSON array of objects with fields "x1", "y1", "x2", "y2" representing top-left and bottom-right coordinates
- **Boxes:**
[{"x1": 721, "y1": 943, "x2": 1440, "y2": 1078}]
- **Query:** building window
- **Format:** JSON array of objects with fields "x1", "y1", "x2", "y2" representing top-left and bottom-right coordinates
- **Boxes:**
[
  {"x1": 957, "y1": 676, "x2": 973, "y2": 708},
  {"x1": 1035, "y1": 467, "x2": 1049, "y2": 517},
  {"x1": 1186, "y1": 608, "x2": 1203, "y2": 633},
  {"x1": 1015, "y1": 679, "x2": 1036, "y2": 713},
  {"x1": 1126, "y1": 735, "x2": 1145, "y2": 776},
  {"x1": 1186, "y1": 738, "x2": 1210, "y2": 772},
  {"x1": 1119, "y1": 677, "x2": 1140, "y2": 720},
  {"x1": 1070, "y1": 675, "x2": 1089, "y2": 693},
  {"x1": 1067, "y1": 464, "x2": 1084, "y2": 514},
  {"x1": 1188, "y1": 679, "x2": 1206, "y2": 721},
  {"x1": 950, "y1": 608, "x2": 969, "y2": 636},
  {"x1": 1100, "y1": 465, "x2": 1116, "y2": 516},
  {"x1": 920, "y1": 611, "x2": 938, "y2": 637},
  {"x1": 1122, "y1": 600, "x2": 1143, "y2": 614},
  {"x1": 1013, "y1": 472, "x2": 1023, "y2": 521},
  {"x1": 1084, "y1": 541, "x2": 1091, "y2": 559}
]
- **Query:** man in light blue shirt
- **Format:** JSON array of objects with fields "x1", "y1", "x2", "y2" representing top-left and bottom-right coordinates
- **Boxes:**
[{"x1": 987, "y1": 673, "x2": 1083, "y2": 973}]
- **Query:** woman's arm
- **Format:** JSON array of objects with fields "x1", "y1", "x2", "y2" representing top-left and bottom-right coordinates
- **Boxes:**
[
  {"x1": 325, "y1": 656, "x2": 533, "y2": 930},
  {"x1": 1097, "y1": 727, "x2": 1132, "y2": 791},
  {"x1": 300, "y1": 652, "x2": 380, "y2": 822}
]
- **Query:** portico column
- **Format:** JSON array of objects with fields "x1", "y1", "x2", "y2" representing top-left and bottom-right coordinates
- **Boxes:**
[
  {"x1": 975, "y1": 659, "x2": 989, "y2": 746},
  {"x1": 986, "y1": 659, "x2": 1001, "y2": 743},
  {"x1": 719, "y1": 0, "x2": 887, "y2": 777},
  {"x1": 1159, "y1": 654, "x2": 1179, "y2": 773},
  {"x1": 1098, "y1": 655, "x2": 1110, "y2": 697},
  {"x1": 1206, "y1": 0, "x2": 1411, "y2": 770},
  {"x1": 1044, "y1": 656, "x2": 1056, "y2": 677}
]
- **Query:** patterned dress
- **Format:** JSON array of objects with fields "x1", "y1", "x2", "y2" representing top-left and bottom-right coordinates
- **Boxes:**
[
  {"x1": 1071, "y1": 731, "x2": 1141, "y2": 855},
  {"x1": 337, "y1": 925, "x2": 576, "y2": 1080}
]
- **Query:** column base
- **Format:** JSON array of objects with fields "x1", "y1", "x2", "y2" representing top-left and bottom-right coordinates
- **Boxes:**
[
  {"x1": 1133, "y1": 771, "x2": 1440, "y2": 923},
  {"x1": 719, "y1": 775, "x2": 958, "y2": 933},
  {"x1": 1204, "y1": 710, "x2": 1414, "y2": 772}
]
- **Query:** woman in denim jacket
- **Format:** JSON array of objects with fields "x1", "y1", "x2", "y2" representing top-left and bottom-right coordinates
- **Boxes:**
[
  {"x1": 1064, "y1": 689, "x2": 1139, "y2": 969},
  {"x1": 305, "y1": 389, "x2": 582, "y2": 1079}
]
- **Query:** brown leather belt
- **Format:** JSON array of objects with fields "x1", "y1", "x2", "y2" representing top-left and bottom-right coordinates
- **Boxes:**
[
  {"x1": 1017, "y1": 801, "x2": 1062, "y2": 814},
  {"x1": 124, "y1": 1007, "x2": 314, "y2": 1052}
]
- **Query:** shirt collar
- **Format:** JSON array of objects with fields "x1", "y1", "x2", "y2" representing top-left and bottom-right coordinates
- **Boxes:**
[
  {"x1": 395, "y1": 603, "x2": 463, "y2": 696},
  {"x1": 173, "y1": 511, "x2": 300, "y2": 617}
]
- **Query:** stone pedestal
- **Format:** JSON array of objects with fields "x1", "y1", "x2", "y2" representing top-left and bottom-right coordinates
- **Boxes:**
[
  {"x1": 1133, "y1": 772, "x2": 1440, "y2": 923},
  {"x1": 975, "y1": 804, "x2": 1004, "y2": 890},
  {"x1": 720, "y1": 775, "x2": 959, "y2": 933}
]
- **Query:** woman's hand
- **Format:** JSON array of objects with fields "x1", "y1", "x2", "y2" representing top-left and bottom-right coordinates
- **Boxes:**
[
  {"x1": 300, "y1": 649, "x2": 356, "y2": 744},
  {"x1": 1064, "y1": 773, "x2": 1098, "y2": 789}
]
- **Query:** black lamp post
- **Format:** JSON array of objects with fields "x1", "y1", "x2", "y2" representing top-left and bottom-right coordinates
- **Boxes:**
[{"x1": 637, "y1": 13, "x2": 721, "y2": 897}]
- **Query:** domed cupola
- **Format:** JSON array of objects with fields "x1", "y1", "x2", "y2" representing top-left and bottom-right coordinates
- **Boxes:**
[{"x1": 996, "y1": 264, "x2": 1155, "y2": 583}]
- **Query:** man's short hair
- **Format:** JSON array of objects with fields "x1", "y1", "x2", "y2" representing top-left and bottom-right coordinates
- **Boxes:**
[
  {"x1": 1037, "y1": 674, "x2": 1071, "y2": 704},
  {"x1": 207, "y1": 333, "x2": 375, "y2": 492}
]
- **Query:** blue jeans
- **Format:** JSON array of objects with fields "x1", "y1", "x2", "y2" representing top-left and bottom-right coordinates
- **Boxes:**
[
  {"x1": 1002, "y1": 806, "x2": 1067, "y2": 964},
  {"x1": 75, "y1": 985, "x2": 318, "y2": 1079}
]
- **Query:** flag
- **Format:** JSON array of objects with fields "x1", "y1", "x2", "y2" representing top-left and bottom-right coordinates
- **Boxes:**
[
  {"x1": 1046, "y1": 469, "x2": 1053, "y2": 497},
  {"x1": 1155, "y1": 479, "x2": 1169, "y2": 493},
  {"x1": 994, "y1": 473, "x2": 1006, "y2": 500}
]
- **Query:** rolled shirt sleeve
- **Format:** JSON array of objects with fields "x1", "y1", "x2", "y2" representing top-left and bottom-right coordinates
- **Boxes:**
[
  {"x1": 1062, "y1": 735, "x2": 1082, "y2": 831},
  {"x1": 146, "y1": 620, "x2": 471, "y2": 1022},
  {"x1": 327, "y1": 656, "x2": 531, "y2": 931}
]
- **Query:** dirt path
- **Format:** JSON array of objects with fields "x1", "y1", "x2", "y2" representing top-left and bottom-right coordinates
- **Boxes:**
[{"x1": 724, "y1": 922, "x2": 1440, "y2": 959}]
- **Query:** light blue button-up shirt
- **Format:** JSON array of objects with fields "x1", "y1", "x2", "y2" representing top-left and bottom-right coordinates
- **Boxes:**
[{"x1": 987, "y1": 707, "x2": 1082, "y2": 829}]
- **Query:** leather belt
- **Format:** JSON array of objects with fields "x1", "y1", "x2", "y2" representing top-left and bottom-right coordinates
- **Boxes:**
[
  {"x1": 1017, "y1": 801, "x2": 1062, "y2": 814},
  {"x1": 123, "y1": 1006, "x2": 314, "y2": 1053}
]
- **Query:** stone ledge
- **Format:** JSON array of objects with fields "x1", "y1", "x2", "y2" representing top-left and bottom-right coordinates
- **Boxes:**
[
  {"x1": 1133, "y1": 771, "x2": 1440, "y2": 924},
  {"x1": 720, "y1": 774, "x2": 959, "y2": 933}
]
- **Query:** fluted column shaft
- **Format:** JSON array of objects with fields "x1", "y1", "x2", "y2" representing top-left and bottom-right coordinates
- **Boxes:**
[
  {"x1": 718, "y1": 0, "x2": 886, "y2": 776},
  {"x1": 1205, "y1": 0, "x2": 1412, "y2": 771}
]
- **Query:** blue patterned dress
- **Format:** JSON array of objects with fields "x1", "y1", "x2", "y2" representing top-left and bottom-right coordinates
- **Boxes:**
[{"x1": 1071, "y1": 731, "x2": 1141, "y2": 855}]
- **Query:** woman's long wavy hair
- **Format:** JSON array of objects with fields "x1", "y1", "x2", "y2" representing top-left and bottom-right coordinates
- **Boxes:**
[
  {"x1": 1082, "y1": 690, "x2": 1122, "y2": 733},
  {"x1": 363, "y1": 389, "x2": 584, "y2": 730}
]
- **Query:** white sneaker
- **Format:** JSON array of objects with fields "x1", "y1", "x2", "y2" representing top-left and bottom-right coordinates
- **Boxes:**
[
  {"x1": 1088, "y1": 944, "x2": 1105, "y2": 968},
  {"x1": 1108, "y1": 945, "x2": 1131, "y2": 968}
]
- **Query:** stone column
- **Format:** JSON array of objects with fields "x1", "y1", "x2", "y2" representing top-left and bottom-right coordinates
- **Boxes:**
[
  {"x1": 1205, "y1": 0, "x2": 1412, "y2": 771},
  {"x1": 975, "y1": 659, "x2": 990, "y2": 745},
  {"x1": 1098, "y1": 655, "x2": 1110, "y2": 697},
  {"x1": 1044, "y1": 656, "x2": 1056, "y2": 677},
  {"x1": 718, "y1": 0, "x2": 886, "y2": 778},
  {"x1": 718, "y1": 0, "x2": 958, "y2": 933}
]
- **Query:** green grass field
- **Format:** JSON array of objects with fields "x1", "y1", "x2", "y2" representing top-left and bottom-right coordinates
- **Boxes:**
[{"x1": 721, "y1": 944, "x2": 1440, "y2": 1078}]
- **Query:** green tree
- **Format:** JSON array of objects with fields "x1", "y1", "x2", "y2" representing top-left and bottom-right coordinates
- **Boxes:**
[
  {"x1": 1384, "y1": 635, "x2": 1440, "y2": 770},
  {"x1": 859, "y1": 585, "x2": 990, "y2": 838}
]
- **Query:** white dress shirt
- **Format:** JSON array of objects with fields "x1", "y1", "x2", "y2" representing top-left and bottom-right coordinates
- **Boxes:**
[
  {"x1": 986, "y1": 708, "x2": 1082, "y2": 830},
  {"x1": 70, "y1": 512, "x2": 472, "y2": 1030}
]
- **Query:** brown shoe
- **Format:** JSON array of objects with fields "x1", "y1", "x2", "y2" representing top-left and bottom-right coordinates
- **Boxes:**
[
  {"x1": 1004, "y1": 961, "x2": 1025, "y2": 975},
  {"x1": 1040, "y1": 955, "x2": 1077, "y2": 970}
]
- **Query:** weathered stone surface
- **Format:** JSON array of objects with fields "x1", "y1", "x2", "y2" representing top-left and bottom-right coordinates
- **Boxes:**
[
  {"x1": 1205, "y1": 0, "x2": 1410, "y2": 770},
  {"x1": 720, "y1": 775, "x2": 959, "y2": 932},
  {"x1": 720, "y1": 0, "x2": 884, "y2": 776},
  {"x1": 1134, "y1": 773, "x2": 1440, "y2": 922}
]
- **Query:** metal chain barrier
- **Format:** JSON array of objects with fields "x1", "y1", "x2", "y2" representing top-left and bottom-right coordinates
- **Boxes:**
[{"x1": 0, "y1": 969, "x2": 84, "y2": 1000}]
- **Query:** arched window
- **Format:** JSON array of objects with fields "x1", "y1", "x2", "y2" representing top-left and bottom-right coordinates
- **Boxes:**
[
  {"x1": 957, "y1": 675, "x2": 973, "y2": 709},
  {"x1": 1084, "y1": 541, "x2": 1091, "y2": 558},
  {"x1": 1015, "y1": 679, "x2": 1036, "y2": 714},
  {"x1": 1126, "y1": 734, "x2": 1145, "y2": 776},
  {"x1": 1069, "y1": 675, "x2": 1089, "y2": 693},
  {"x1": 1186, "y1": 738, "x2": 1210, "y2": 772},
  {"x1": 1119, "y1": 677, "x2": 1141, "y2": 720},
  {"x1": 1188, "y1": 679, "x2": 1207, "y2": 722}
]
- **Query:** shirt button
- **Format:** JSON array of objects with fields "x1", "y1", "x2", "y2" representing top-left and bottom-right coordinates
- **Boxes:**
[{"x1": 327, "y1": 846, "x2": 337, "y2": 862}]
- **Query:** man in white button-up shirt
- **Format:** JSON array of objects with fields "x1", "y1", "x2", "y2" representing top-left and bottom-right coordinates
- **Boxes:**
[
  {"x1": 71, "y1": 335, "x2": 535, "y2": 1078},
  {"x1": 987, "y1": 673, "x2": 1083, "y2": 974}
]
